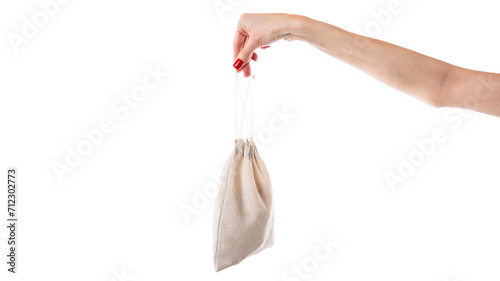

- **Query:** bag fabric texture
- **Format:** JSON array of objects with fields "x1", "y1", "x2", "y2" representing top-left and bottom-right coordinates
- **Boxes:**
[{"x1": 212, "y1": 138, "x2": 275, "y2": 271}]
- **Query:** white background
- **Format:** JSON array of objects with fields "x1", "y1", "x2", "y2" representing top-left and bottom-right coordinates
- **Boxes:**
[{"x1": 1, "y1": 0, "x2": 500, "y2": 280}]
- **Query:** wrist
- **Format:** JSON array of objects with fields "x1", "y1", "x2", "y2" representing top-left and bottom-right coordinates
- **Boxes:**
[{"x1": 283, "y1": 14, "x2": 314, "y2": 42}]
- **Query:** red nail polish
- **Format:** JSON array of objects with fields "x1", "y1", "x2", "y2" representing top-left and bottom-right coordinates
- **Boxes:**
[{"x1": 233, "y1": 59, "x2": 243, "y2": 69}]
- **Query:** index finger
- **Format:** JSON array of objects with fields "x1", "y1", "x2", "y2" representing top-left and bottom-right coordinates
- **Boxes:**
[{"x1": 233, "y1": 24, "x2": 248, "y2": 62}]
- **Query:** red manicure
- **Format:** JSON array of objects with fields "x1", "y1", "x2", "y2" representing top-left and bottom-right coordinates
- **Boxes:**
[{"x1": 233, "y1": 59, "x2": 243, "y2": 69}]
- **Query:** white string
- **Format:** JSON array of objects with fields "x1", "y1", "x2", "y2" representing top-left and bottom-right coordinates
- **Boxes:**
[
  {"x1": 238, "y1": 76, "x2": 251, "y2": 138},
  {"x1": 250, "y1": 74, "x2": 254, "y2": 138},
  {"x1": 235, "y1": 71, "x2": 238, "y2": 140},
  {"x1": 235, "y1": 72, "x2": 254, "y2": 140},
  {"x1": 235, "y1": 72, "x2": 247, "y2": 139}
]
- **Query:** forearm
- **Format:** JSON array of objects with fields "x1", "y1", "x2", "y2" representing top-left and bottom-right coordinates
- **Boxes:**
[{"x1": 290, "y1": 16, "x2": 455, "y2": 107}]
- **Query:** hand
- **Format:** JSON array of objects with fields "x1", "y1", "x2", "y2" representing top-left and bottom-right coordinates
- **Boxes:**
[{"x1": 232, "y1": 13, "x2": 302, "y2": 77}]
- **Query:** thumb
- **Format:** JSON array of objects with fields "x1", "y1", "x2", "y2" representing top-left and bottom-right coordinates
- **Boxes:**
[{"x1": 233, "y1": 39, "x2": 259, "y2": 70}]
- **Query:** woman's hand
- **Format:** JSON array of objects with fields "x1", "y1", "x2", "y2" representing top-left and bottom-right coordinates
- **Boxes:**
[{"x1": 232, "y1": 13, "x2": 303, "y2": 77}]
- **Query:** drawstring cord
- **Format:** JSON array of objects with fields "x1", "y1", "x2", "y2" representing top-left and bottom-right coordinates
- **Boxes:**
[{"x1": 235, "y1": 72, "x2": 255, "y2": 141}]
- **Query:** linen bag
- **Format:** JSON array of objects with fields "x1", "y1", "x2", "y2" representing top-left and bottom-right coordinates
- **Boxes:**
[{"x1": 213, "y1": 74, "x2": 275, "y2": 272}]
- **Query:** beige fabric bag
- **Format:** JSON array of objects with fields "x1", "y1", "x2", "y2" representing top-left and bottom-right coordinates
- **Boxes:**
[{"x1": 212, "y1": 74, "x2": 275, "y2": 272}]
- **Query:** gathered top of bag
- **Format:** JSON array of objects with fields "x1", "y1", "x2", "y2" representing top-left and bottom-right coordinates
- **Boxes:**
[{"x1": 235, "y1": 138, "x2": 258, "y2": 156}]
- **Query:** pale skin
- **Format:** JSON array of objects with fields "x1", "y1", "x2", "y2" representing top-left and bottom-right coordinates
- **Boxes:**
[{"x1": 233, "y1": 13, "x2": 500, "y2": 117}]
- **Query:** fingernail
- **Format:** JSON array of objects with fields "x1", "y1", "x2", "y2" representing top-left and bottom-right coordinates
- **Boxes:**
[{"x1": 233, "y1": 59, "x2": 243, "y2": 69}]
